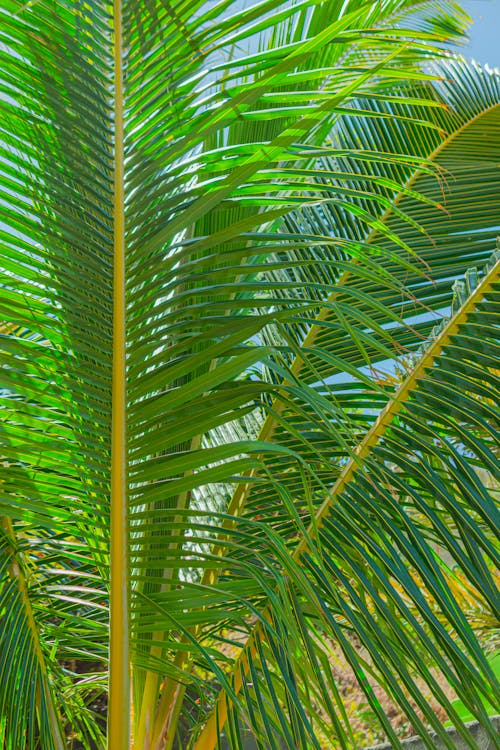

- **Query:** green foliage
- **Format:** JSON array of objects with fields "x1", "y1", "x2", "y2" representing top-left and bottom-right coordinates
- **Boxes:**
[{"x1": 0, "y1": 1, "x2": 498, "y2": 749}]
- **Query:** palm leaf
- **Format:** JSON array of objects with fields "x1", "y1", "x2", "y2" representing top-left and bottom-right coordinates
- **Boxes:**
[
  {"x1": 1, "y1": 1, "x2": 497, "y2": 749},
  {"x1": 1, "y1": 2, "x2": 112, "y2": 747}
]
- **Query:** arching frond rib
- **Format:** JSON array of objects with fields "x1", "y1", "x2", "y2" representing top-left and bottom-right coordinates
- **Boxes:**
[{"x1": 297, "y1": 250, "x2": 500, "y2": 552}]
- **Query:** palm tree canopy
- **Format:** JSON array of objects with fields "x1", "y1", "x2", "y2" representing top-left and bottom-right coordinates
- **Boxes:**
[{"x1": 0, "y1": 1, "x2": 498, "y2": 749}]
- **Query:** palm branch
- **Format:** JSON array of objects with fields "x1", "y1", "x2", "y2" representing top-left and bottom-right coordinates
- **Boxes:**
[{"x1": 0, "y1": 1, "x2": 498, "y2": 749}]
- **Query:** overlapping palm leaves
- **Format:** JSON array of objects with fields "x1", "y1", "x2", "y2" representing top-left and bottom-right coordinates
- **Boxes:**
[{"x1": 0, "y1": 0, "x2": 498, "y2": 748}]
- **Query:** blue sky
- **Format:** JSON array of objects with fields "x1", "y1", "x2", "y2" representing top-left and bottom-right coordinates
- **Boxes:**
[{"x1": 461, "y1": 0, "x2": 500, "y2": 67}]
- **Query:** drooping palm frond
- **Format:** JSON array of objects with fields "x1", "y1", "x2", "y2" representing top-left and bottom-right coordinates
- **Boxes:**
[
  {"x1": 1, "y1": 1, "x2": 498, "y2": 749},
  {"x1": 252, "y1": 56, "x2": 500, "y2": 390},
  {"x1": 195, "y1": 248, "x2": 499, "y2": 750},
  {"x1": 188, "y1": 59, "x2": 500, "y2": 749}
]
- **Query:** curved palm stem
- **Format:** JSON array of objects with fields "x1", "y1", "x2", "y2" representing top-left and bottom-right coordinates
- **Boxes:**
[
  {"x1": 1, "y1": 518, "x2": 65, "y2": 749},
  {"x1": 194, "y1": 253, "x2": 500, "y2": 750}
]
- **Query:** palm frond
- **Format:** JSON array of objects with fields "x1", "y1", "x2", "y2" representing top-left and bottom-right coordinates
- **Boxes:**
[
  {"x1": 0, "y1": 1, "x2": 113, "y2": 745},
  {"x1": 2, "y1": 1, "x2": 497, "y2": 749},
  {"x1": 211, "y1": 56, "x2": 500, "y2": 559},
  {"x1": 196, "y1": 248, "x2": 499, "y2": 750}
]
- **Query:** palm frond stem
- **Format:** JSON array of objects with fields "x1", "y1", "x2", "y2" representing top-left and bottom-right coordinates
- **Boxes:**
[{"x1": 109, "y1": 1, "x2": 129, "y2": 746}]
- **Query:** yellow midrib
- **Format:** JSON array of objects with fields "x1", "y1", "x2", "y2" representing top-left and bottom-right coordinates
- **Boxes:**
[
  {"x1": 2, "y1": 517, "x2": 66, "y2": 749},
  {"x1": 109, "y1": 0, "x2": 129, "y2": 747}
]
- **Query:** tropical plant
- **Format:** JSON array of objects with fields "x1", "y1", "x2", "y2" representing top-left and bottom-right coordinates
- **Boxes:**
[{"x1": 0, "y1": 0, "x2": 499, "y2": 749}]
